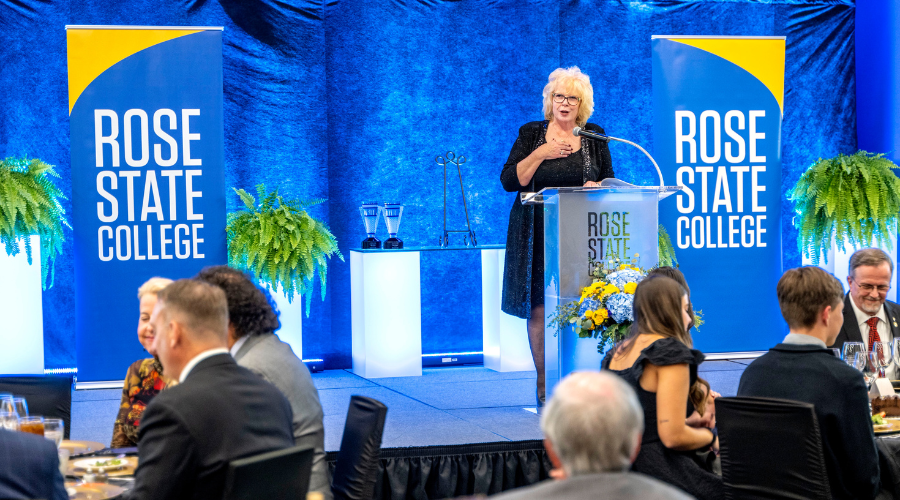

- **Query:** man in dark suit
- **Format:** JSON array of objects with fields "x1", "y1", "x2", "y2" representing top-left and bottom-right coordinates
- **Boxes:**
[
  {"x1": 196, "y1": 265, "x2": 331, "y2": 499},
  {"x1": 0, "y1": 428, "x2": 67, "y2": 500},
  {"x1": 127, "y1": 279, "x2": 295, "y2": 500},
  {"x1": 830, "y1": 248, "x2": 900, "y2": 378},
  {"x1": 739, "y1": 266, "x2": 880, "y2": 500},
  {"x1": 489, "y1": 371, "x2": 692, "y2": 500}
]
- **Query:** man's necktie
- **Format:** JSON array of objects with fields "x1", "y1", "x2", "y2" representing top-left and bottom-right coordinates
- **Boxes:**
[{"x1": 867, "y1": 316, "x2": 881, "y2": 350}]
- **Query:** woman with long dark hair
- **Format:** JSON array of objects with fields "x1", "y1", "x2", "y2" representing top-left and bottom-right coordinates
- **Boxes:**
[{"x1": 602, "y1": 275, "x2": 723, "y2": 499}]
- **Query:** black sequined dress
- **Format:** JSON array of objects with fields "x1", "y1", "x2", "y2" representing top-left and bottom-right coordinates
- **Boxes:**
[
  {"x1": 499, "y1": 120, "x2": 614, "y2": 319},
  {"x1": 602, "y1": 338, "x2": 724, "y2": 500}
]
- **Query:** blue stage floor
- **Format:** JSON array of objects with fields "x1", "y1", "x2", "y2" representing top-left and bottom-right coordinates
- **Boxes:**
[{"x1": 70, "y1": 362, "x2": 750, "y2": 450}]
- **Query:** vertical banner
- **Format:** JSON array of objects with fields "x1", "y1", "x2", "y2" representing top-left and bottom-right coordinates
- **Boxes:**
[
  {"x1": 652, "y1": 36, "x2": 785, "y2": 352},
  {"x1": 67, "y1": 26, "x2": 226, "y2": 381}
]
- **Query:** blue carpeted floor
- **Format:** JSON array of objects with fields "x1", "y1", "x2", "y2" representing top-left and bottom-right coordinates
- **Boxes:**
[{"x1": 70, "y1": 362, "x2": 749, "y2": 450}]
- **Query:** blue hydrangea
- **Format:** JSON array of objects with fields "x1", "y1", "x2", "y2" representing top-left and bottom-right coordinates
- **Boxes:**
[
  {"x1": 606, "y1": 293, "x2": 634, "y2": 323},
  {"x1": 578, "y1": 298, "x2": 601, "y2": 316},
  {"x1": 606, "y1": 269, "x2": 643, "y2": 291}
]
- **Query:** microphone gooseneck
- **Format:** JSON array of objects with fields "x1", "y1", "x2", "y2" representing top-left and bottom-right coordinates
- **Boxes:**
[{"x1": 572, "y1": 127, "x2": 665, "y2": 186}]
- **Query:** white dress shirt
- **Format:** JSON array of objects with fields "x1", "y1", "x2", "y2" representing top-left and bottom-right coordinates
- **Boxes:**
[
  {"x1": 849, "y1": 297, "x2": 897, "y2": 379},
  {"x1": 230, "y1": 335, "x2": 250, "y2": 357},
  {"x1": 178, "y1": 348, "x2": 230, "y2": 383}
]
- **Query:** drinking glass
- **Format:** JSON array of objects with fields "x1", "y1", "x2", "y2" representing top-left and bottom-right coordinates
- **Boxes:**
[
  {"x1": 19, "y1": 416, "x2": 43, "y2": 436},
  {"x1": 0, "y1": 397, "x2": 12, "y2": 415},
  {"x1": 11, "y1": 397, "x2": 27, "y2": 418},
  {"x1": 0, "y1": 410, "x2": 18, "y2": 431},
  {"x1": 873, "y1": 341, "x2": 894, "y2": 378},
  {"x1": 854, "y1": 351, "x2": 874, "y2": 390},
  {"x1": 43, "y1": 418, "x2": 64, "y2": 448},
  {"x1": 843, "y1": 342, "x2": 866, "y2": 363}
]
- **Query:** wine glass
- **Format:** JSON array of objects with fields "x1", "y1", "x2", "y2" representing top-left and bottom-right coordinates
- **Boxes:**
[
  {"x1": 843, "y1": 342, "x2": 866, "y2": 364},
  {"x1": 43, "y1": 418, "x2": 64, "y2": 448},
  {"x1": 873, "y1": 341, "x2": 893, "y2": 378},
  {"x1": 854, "y1": 351, "x2": 875, "y2": 390},
  {"x1": 0, "y1": 397, "x2": 13, "y2": 415},
  {"x1": 0, "y1": 410, "x2": 19, "y2": 431},
  {"x1": 11, "y1": 398, "x2": 27, "y2": 418}
]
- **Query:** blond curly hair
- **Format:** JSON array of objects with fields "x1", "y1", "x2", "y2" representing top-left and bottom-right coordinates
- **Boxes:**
[{"x1": 542, "y1": 66, "x2": 594, "y2": 128}]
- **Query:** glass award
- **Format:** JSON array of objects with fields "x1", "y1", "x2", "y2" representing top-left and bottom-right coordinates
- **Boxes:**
[
  {"x1": 382, "y1": 203, "x2": 404, "y2": 249},
  {"x1": 359, "y1": 202, "x2": 382, "y2": 249}
]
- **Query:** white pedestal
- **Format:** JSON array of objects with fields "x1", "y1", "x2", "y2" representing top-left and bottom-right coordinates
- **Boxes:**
[
  {"x1": 0, "y1": 236, "x2": 44, "y2": 375},
  {"x1": 481, "y1": 249, "x2": 534, "y2": 372},
  {"x1": 264, "y1": 284, "x2": 302, "y2": 360},
  {"x1": 803, "y1": 239, "x2": 897, "y2": 302},
  {"x1": 351, "y1": 251, "x2": 422, "y2": 378}
]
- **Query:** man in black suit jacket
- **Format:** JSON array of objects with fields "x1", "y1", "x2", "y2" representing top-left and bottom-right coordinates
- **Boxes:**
[
  {"x1": 830, "y1": 248, "x2": 900, "y2": 378},
  {"x1": 0, "y1": 428, "x2": 67, "y2": 500},
  {"x1": 127, "y1": 279, "x2": 295, "y2": 500},
  {"x1": 739, "y1": 266, "x2": 880, "y2": 500}
]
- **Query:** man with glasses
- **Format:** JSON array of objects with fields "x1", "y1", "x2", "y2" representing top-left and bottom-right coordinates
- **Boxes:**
[{"x1": 830, "y1": 248, "x2": 900, "y2": 379}]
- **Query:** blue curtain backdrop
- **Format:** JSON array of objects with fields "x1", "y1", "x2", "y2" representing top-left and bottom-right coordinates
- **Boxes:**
[{"x1": 0, "y1": 0, "x2": 855, "y2": 371}]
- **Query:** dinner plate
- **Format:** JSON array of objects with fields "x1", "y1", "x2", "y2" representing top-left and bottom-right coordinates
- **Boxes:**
[
  {"x1": 72, "y1": 457, "x2": 128, "y2": 472},
  {"x1": 874, "y1": 418, "x2": 900, "y2": 435},
  {"x1": 65, "y1": 481, "x2": 125, "y2": 500}
]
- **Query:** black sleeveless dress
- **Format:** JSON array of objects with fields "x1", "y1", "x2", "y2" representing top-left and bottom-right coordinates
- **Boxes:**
[{"x1": 601, "y1": 337, "x2": 724, "y2": 500}]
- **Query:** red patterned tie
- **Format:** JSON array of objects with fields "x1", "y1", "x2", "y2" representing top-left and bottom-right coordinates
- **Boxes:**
[{"x1": 867, "y1": 317, "x2": 881, "y2": 350}]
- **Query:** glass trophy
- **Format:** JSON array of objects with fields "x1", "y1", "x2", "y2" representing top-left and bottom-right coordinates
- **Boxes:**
[
  {"x1": 382, "y1": 203, "x2": 404, "y2": 249},
  {"x1": 359, "y1": 202, "x2": 382, "y2": 249}
]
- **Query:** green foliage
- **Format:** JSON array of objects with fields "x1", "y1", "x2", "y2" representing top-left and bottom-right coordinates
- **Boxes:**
[
  {"x1": 227, "y1": 184, "x2": 343, "y2": 316},
  {"x1": 0, "y1": 157, "x2": 69, "y2": 289},
  {"x1": 790, "y1": 151, "x2": 900, "y2": 264},
  {"x1": 596, "y1": 322, "x2": 631, "y2": 353},
  {"x1": 658, "y1": 224, "x2": 678, "y2": 267}
]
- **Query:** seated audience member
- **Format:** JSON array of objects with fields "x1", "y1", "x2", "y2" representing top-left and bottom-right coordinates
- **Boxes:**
[
  {"x1": 830, "y1": 248, "x2": 900, "y2": 379},
  {"x1": 738, "y1": 266, "x2": 880, "y2": 500},
  {"x1": 603, "y1": 276, "x2": 723, "y2": 500},
  {"x1": 646, "y1": 267, "x2": 719, "y2": 426},
  {"x1": 112, "y1": 276, "x2": 175, "y2": 448},
  {"x1": 196, "y1": 265, "x2": 330, "y2": 499},
  {"x1": 0, "y1": 428, "x2": 67, "y2": 500},
  {"x1": 127, "y1": 279, "x2": 295, "y2": 500},
  {"x1": 490, "y1": 371, "x2": 692, "y2": 500}
]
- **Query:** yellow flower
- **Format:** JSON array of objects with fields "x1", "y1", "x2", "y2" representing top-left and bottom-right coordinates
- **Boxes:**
[
  {"x1": 594, "y1": 308, "x2": 609, "y2": 321},
  {"x1": 601, "y1": 284, "x2": 620, "y2": 297},
  {"x1": 623, "y1": 282, "x2": 637, "y2": 294},
  {"x1": 584, "y1": 310, "x2": 594, "y2": 319}
]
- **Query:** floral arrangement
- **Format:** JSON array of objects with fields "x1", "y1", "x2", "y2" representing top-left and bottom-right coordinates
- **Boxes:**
[
  {"x1": 548, "y1": 256, "x2": 704, "y2": 353},
  {"x1": 548, "y1": 256, "x2": 645, "y2": 353}
]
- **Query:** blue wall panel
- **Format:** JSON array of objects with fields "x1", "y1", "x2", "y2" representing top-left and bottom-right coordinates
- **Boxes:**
[{"x1": 0, "y1": 0, "x2": 858, "y2": 371}]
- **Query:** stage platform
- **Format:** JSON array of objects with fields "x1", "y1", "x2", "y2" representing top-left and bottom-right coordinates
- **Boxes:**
[{"x1": 69, "y1": 360, "x2": 752, "y2": 449}]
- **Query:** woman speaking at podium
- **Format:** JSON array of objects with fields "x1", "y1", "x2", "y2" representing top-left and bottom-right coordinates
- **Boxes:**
[{"x1": 500, "y1": 67, "x2": 614, "y2": 406}]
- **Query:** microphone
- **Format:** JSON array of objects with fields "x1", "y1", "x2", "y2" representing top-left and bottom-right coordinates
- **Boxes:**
[{"x1": 573, "y1": 126, "x2": 610, "y2": 143}]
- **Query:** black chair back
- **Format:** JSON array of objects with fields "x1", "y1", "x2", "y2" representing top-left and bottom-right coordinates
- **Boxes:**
[
  {"x1": 223, "y1": 444, "x2": 314, "y2": 500},
  {"x1": 0, "y1": 375, "x2": 73, "y2": 439},
  {"x1": 331, "y1": 395, "x2": 387, "y2": 500},
  {"x1": 717, "y1": 396, "x2": 831, "y2": 500}
]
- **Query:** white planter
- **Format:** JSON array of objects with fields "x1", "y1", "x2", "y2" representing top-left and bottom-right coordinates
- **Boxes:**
[
  {"x1": 262, "y1": 283, "x2": 303, "y2": 360},
  {"x1": 0, "y1": 236, "x2": 44, "y2": 375},
  {"x1": 803, "y1": 238, "x2": 897, "y2": 302}
]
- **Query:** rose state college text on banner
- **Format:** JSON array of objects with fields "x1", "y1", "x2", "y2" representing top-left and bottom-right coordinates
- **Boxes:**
[
  {"x1": 67, "y1": 26, "x2": 226, "y2": 381},
  {"x1": 652, "y1": 36, "x2": 785, "y2": 353}
]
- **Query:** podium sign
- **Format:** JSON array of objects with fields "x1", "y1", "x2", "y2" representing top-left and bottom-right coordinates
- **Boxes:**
[{"x1": 524, "y1": 183, "x2": 679, "y2": 392}]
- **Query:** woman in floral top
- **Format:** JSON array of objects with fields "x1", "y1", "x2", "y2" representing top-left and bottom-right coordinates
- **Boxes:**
[{"x1": 110, "y1": 277, "x2": 176, "y2": 448}]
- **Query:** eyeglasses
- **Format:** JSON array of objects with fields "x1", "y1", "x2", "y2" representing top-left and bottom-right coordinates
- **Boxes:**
[
  {"x1": 552, "y1": 93, "x2": 581, "y2": 106},
  {"x1": 857, "y1": 283, "x2": 891, "y2": 293}
]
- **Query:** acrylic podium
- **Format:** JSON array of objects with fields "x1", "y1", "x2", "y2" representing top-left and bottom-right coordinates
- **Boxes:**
[{"x1": 521, "y1": 178, "x2": 681, "y2": 394}]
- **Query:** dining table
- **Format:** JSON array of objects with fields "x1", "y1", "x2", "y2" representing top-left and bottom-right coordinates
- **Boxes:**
[{"x1": 61, "y1": 440, "x2": 136, "y2": 500}]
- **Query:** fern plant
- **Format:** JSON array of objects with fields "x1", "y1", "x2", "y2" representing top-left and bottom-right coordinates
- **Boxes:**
[
  {"x1": 227, "y1": 184, "x2": 343, "y2": 316},
  {"x1": 658, "y1": 224, "x2": 678, "y2": 267},
  {"x1": 0, "y1": 156, "x2": 69, "y2": 289},
  {"x1": 789, "y1": 151, "x2": 900, "y2": 265}
]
